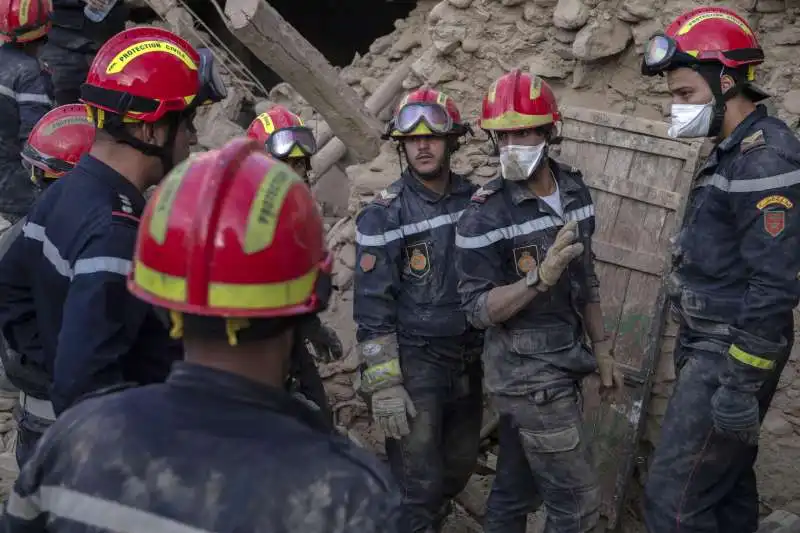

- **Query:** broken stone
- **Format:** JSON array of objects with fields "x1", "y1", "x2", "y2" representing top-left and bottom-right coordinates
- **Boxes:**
[
  {"x1": 372, "y1": 56, "x2": 390, "y2": 71},
  {"x1": 618, "y1": 0, "x2": 656, "y2": 22},
  {"x1": 369, "y1": 36, "x2": 392, "y2": 55},
  {"x1": 631, "y1": 19, "x2": 661, "y2": 48},
  {"x1": 402, "y1": 74, "x2": 423, "y2": 90},
  {"x1": 341, "y1": 67, "x2": 365, "y2": 86},
  {"x1": 763, "y1": 411, "x2": 794, "y2": 436},
  {"x1": 553, "y1": 0, "x2": 590, "y2": 30},
  {"x1": 784, "y1": 90, "x2": 800, "y2": 114},
  {"x1": 553, "y1": 27, "x2": 578, "y2": 43},
  {"x1": 528, "y1": 53, "x2": 575, "y2": 79},
  {"x1": 428, "y1": 1, "x2": 459, "y2": 25},
  {"x1": 773, "y1": 27, "x2": 800, "y2": 45},
  {"x1": 756, "y1": 0, "x2": 785, "y2": 12},
  {"x1": 461, "y1": 38, "x2": 480, "y2": 53},
  {"x1": 572, "y1": 19, "x2": 632, "y2": 61},
  {"x1": 391, "y1": 29, "x2": 422, "y2": 54},
  {"x1": 360, "y1": 77, "x2": 381, "y2": 94},
  {"x1": 447, "y1": 0, "x2": 473, "y2": 7},
  {"x1": 432, "y1": 21, "x2": 467, "y2": 54},
  {"x1": 501, "y1": 0, "x2": 526, "y2": 5},
  {"x1": 164, "y1": 7, "x2": 193, "y2": 36},
  {"x1": 474, "y1": 166, "x2": 498, "y2": 178},
  {"x1": 198, "y1": 119, "x2": 245, "y2": 150}
]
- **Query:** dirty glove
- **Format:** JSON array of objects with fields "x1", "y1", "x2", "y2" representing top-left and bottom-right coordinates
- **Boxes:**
[
  {"x1": 538, "y1": 220, "x2": 585, "y2": 287},
  {"x1": 710, "y1": 386, "x2": 761, "y2": 446},
  {"x1": 593, "y1": 338, "x2": 625, "y2": 401},
  {"x1": 303, "y1": 320, "x2": 344, "y2": 363},
  {"x1": 371, "y1": 385, "x2": 417, "y2": 440}
]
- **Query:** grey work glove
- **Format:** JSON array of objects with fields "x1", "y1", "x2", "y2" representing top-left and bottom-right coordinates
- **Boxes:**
[
  {"x1": 710, "y1": 386, "x2": 761, "y2": 446},
  {"x1": 539, "y1": 220, "x2": 585, "y2": 287},
  {"x1": 593, "y1": 338, "x2": 625, "y2": 402},
  {"x1": 371, "y1": 385, "x2": 417, "y2": 440}
]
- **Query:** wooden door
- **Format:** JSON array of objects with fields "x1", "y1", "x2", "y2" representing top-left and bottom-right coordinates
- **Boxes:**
[{"x1": 554, "y1": 106, "x2": 703, "y2": 529}]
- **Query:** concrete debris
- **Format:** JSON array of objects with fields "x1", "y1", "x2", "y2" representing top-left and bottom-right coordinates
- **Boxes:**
[
  {"x1": 553, "y1": 0, "x2": 590, "y2": 30},
  {"x1": 572, "y1": 18, "x2": 632, "y2": 61}
]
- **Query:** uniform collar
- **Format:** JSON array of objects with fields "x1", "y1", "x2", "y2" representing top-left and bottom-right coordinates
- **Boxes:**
[
  {"x1": 77, "y1": 154, "x2": 147, "y2": 217},
  {"x1": 717, "y1": 105, "x2": 768, "y2": 153},
  {"x1": 167, "y1": 361, "x2": 330, "y2": 429},
  {"x1": 506, "y1": 158, "x2": 581, "y2": 206},
  {"x1": 401, "y1": 169, "x2": 472, "y2": 203}
]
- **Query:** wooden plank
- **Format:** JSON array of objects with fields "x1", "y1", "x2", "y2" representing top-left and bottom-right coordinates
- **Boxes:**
[
  {"x1": 562, "y1": 106, "x2": 695, "y2": 146},
  {"x1": 593, "y1": 239, "x2": 665, "y2": 276},
  {"x1": 561, "y1": 120, "x2": 694, "y2": 160},
  {"x1": 585, "y1": 172, "x2": 681, "y2": 211},
  {"x1": 224, "y1": 0, "x2": 382, "y2": 161}
]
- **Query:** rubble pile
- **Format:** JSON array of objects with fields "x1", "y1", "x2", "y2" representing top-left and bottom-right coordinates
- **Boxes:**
[{"x1": 306, "y1": 0, "x2": 800, "y2": 518}]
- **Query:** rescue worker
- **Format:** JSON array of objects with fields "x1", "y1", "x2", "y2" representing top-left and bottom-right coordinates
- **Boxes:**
[
  {"x1": 640, "y1": 8, "x2": 800, "y2": 532},
  {"x1": 0, "y1": 0, "x2": 54, "y2": 225},
  {"x1": 0, "y1": 27, "x2": 225, "y2": 427},
  {"x1": 2, "y1": 137, "x2": 403, "y2": 533},
  {"x1": 455, "y1": 70, "x2": 623, "y2": 533},
  {"x1": 354, "y1": 86, "x2": 483, "y2": 532},
  {"x1": 246, "y1": 105, "x2": 345, "y2": 364},
  {"x1": 0, "y1": 103, "x2": 94, "y2": 467},
  {"x1": 39, "y1": 0, "x2": 128, "y2": 106}
]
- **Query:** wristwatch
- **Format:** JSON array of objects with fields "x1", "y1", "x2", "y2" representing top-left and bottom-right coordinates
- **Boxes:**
[{"x1": 525, "y1": 266, "x2": 550, "y2": 292}]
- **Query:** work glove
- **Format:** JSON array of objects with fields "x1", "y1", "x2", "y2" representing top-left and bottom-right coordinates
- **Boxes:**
[
  {"x1": 710, "y1": 385, "x2": 761, "y2": 446},
  {"x1": 371, "y1": 384, "x2": 417, "y2": 440},
  {"x1": 593, "y1": 338, "x2": 625, "y2": 402},
  {"x1": 539, "y1": 220, "x2": 585, "y2": 287}
]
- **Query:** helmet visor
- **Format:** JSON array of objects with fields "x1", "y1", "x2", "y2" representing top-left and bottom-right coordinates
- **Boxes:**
[
  {"x1": 267, "y1": 126, "x2": 317, "y2": 159},
  {"x1": 394, "y1": 103, "x2": 452, "y2": 136},
  {"x1": 21, "y1": 144, "x2": 74, "y2": 175}
]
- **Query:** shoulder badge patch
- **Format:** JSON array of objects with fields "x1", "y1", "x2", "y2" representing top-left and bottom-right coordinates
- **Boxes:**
[
  {"x1": 741, "y1": 130, "x2": 766, "y2": 153},
  {"x1": 471, "y1": 186, "x2": 498, "y2": 204},
  {"x1": 373, "y1": 188, "x2": 399, "y2": 207},
  {"x1": 360, "y1": 253, "x2": 377, "y2": 272},
  {"x1": 757, "y1": 195, "x2": 794, "y2": 210}
]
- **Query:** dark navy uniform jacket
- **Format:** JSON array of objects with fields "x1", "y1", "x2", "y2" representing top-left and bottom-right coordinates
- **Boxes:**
[
  {"x1": 354, "y1": 170, "x2": 478, "y2": 345},
  {"x1": 2, "y1": 362, "x2": 402, "y2": 533},
  {"x1": 670, "y1": 105, "x2": 800, "y2": 371},
  {"x1": 0, "y1": 44, "x2": 52, "y2": 218},
  {"x1": 0, "y1": 155, "x2": 181, "y2": 414},
  {"x1": 455, "y1": 159, "x2": 599, "y2": 395}
]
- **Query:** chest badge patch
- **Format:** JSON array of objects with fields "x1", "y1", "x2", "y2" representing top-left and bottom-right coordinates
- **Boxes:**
[
  {"x1": 764, "y1": 210, "x2": 786, "y2": 238},
  {"x1": 513, "y1": 245, "x2": 539, "y2": 278},
  {"x1": 404, "y1": 243, "x2": 431, "y2": 278}
]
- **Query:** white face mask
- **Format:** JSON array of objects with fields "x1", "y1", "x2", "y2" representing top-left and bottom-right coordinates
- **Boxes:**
[
  {"x1": 668, "y1": 102, "x2": 715, "y2": 138},
  {"x1": 499, "y1": 143, "x2": 546, "y2": 181}
]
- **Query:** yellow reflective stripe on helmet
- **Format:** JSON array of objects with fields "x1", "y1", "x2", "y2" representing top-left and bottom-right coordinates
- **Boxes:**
[
  {"x1": 208, "y1": 267, "x2": 317, "y2": 310},
  {"x1": 677, "y1": 12, "x2": 752, "y2": 36},
  {"x1": 105, "y1": 40, "x2": 198, "y2": 75},
  {"x1": 529, "y1": 75, "x2": 542, "y2": 99},
  {"x1": 728, "y1": 344, "x2": 775, "y2": 370},
  {"x1": 148, "y1": 158, "x2": 192, "y2": 245},
  {"x1": 257, "y1": 113, "x2": 276, "y2": 134},
  {"x1": 134, "y1": 259, "x2": 319, "y2": 310},
  {"x1": 14, "y1": 25, "x2": 49, "y2": 44},
  {"x1": 134, "y1": 260, "x2": 188, "y2": 303},
  {"x1": 243, "y1": 165, "x2": 301, "y2": 254},
  {"x1": 288, "y1": 145, "x2": 306, "y2": 158},
  {"x1": 481, "y1": 111, "x2": 554, "y2": 131},
  {"x1": 18, "y1": 0, "x2": 31, "y2": 26},
  {"x1": 436, "y1": 91, "x2": 447, "y2": 106}
]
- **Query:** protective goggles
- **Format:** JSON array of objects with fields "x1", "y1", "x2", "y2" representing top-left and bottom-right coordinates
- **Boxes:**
[
  {"x1": 194, "y1": 47, "x2": 228, "y2": 108},
  {"x1": 266, "y1": 126, "x2": 317, "y2": 159},
  {"x1": 642, "y1": 33, "x2": 765, "y2": 76},
  {"x1": 393, "y1": 103, "x2": 453, "y2": 136}
]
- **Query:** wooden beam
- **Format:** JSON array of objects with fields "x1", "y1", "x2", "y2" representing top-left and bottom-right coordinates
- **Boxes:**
[
  {"x1": 310, "y1": 54, "x2": 416, "y2": 181},
  {"x1": 224, "y1": 0, "x2": 382, "y2": 161}
]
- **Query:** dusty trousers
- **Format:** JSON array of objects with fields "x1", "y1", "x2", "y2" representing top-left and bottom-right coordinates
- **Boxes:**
[
  {"x1": 643, "y1": 328, "x2": 791, "y2": 533},
  {"x1": 385, "y1": 337, "x2": 483, "y2": 533},
  {"x1": 484, "y1": 384, "x2": 600, "y2": 533}
]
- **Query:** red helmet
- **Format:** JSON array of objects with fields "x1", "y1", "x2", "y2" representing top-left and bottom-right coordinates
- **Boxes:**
[
  {"x1": 22, "y1": 104, "x2": 94, "y2": 183},
  {"x1": 480, "y1": 70, "x2": 560, "y2": 132},
  {"x1": 128, "y1": 137, "x2": 332, "y2": 318},
  {"x1": 246, "y1": 105, "x2": 316, "y2": 159},
  {"x1": 80, "y1": 26, "x2": 226, "y2": 124},
  {"x1": 387, "y1": 86, "x2": 468, "y2": 138},
  {"x1": 0, "y1": 0, "x2": 52, "y2": 44},
  {"x1": 642, "y1": 7, "x2": 763, "y2": 76}
]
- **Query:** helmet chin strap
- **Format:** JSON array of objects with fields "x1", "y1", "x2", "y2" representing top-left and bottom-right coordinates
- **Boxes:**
[
  {"x1": 103, "y1": 113, "x2": 182, "y2": 177},
  {"x1": 695, "y1": 64, "x2": 745, "y2": 138}
]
